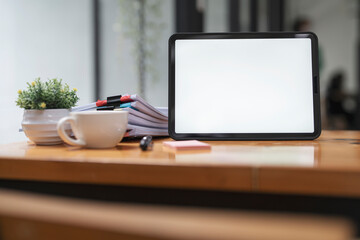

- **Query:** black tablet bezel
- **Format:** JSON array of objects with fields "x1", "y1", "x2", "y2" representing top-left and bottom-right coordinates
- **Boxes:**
[{"x1": 168, "y1": 32, "x2": 321, "y2": 140}]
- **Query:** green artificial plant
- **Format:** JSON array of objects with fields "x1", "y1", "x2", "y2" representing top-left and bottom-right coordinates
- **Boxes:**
[{"x1": 16, "y1": 78, "x2": 79, "y2": 110}]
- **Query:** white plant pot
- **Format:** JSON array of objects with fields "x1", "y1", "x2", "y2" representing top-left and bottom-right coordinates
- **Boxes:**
[{"x1": 22, "y1": 109, "x2": 70, "y2": 145}]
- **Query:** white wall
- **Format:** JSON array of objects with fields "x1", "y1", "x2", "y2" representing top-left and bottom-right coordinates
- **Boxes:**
[
  {"x1": 204, "y1": 0, "x2": 227, "y2": 32},
  {"x1": 203, "y1": 0, "x2": 359, "y2": 99},
  {"x1": 204, "y1": 0, "x2": 273, "y2": 32},
  {"x1": 100, "y1": 0, "x2": 137, "y2": 101},
  {"x1": 100, "y1": 0, "x2": 174, "y2": 107},
  {"x1": 288, "y1": 0, "x2": 359, "y2": 96},
  {"x1": 0, "y1": 0, "x2": 94, "y2": 144}
]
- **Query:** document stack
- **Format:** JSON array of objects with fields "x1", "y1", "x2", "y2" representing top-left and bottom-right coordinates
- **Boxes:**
[{"x1": 71, "y1": 94, "x2": 168, "y2": 138}]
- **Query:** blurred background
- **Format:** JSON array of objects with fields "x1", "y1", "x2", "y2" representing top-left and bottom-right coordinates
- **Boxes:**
[{"x1": 0, "y1": 0, "x2": 359, "y2": 144}]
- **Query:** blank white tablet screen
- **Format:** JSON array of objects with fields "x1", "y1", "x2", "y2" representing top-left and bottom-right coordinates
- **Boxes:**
[{"x1": 175, "y1": 39, "x2": 314, "y2": 133}]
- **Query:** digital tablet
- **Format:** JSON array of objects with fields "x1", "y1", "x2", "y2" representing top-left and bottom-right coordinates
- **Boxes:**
[{"x1": 168, "y1": 32, "x2": 321, "y2": 140}]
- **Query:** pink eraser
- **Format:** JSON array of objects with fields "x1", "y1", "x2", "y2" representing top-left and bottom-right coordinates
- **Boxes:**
[{"x1": 163, "y1": 140, "x2": 211, "y2": 150}]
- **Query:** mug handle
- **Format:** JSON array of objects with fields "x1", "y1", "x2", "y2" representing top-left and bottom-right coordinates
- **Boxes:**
[{"x1": 57, "y1": 116, "x2": 86, "y2": 146}]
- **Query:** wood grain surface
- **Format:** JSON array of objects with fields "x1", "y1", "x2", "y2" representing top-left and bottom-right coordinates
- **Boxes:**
[{"x1": 1, "y1": 131, "x2": 360, "y2": 197}]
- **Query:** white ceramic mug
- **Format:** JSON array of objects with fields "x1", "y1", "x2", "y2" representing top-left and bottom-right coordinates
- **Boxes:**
[{"x1": 57, "y1": 111, "x2": 128, "y2": 148}]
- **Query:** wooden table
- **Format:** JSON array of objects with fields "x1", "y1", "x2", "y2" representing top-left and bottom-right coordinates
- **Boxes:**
[
  {"x1": 2, "y1": 130, "x2": 360, "y2": 235},
  {"x1": 1, "y1": 130, "x2": 360, "y2": 197}
]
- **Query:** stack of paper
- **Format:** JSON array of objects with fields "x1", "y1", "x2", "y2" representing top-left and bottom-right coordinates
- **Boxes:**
[
  {"x1": 72, "y1": 94, "x2": 168, "y2": 138},
  {"x1": 118, "y1": 95, "x2": 168, "y2": 137},
  {"x1": 71, "y1": 103, "x2": 98, "y2": 112}
]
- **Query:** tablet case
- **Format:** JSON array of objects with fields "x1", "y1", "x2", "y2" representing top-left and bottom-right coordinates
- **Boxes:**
[{"x1": 168, "y1": 32, "x2": 321, "y2": 140}]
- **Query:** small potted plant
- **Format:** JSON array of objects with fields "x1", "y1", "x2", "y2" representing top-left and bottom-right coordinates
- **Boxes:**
[{"x1": 16, "y1": 78, "x2": 79, "y2": 145}]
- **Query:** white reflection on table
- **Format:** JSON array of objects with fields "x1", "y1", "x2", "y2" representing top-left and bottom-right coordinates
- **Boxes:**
[{"x1": 173, "y1": 145, "x2": 315, "y2": 167}]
